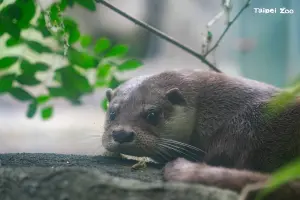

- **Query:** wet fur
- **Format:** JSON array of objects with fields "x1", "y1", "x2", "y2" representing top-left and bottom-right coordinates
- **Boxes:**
[{"x1": 102, "y1": 69, "x2": 300, "y2": 199}]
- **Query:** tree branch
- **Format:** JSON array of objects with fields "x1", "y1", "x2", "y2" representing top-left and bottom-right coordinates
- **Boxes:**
[
  {"x1": 204, "y1": 0, "x2": 251, "y2": 57},
  {"x1": 94, "y1": 0, "x2": 222, "y2": 73}
]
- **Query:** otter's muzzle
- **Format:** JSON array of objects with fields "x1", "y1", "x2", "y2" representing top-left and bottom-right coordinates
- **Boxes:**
[{"x1": 112, "y1": 130, "x2": 135, "y2": 144}]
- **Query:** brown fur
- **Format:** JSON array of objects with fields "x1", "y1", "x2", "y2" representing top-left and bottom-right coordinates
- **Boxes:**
[{"x1": 101, "y1": 69, "x2": 300, "y2": 199}]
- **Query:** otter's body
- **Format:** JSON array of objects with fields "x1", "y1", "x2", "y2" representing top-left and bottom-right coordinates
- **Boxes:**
[
  {"x1": 102, "y1": 69, "x2": 300, "y2": 172},
  {"x1": 102, "y1": 69, "x2": 300, "y2": 199}
]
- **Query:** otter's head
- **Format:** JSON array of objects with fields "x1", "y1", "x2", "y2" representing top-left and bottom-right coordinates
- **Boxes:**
[{"x1": 102, "y1": 73, "x2": 204, "y2": 163}]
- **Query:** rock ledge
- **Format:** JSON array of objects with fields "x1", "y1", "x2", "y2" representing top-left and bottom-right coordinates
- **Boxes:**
[{"x1": 0, "y1": 153, "x2": 238, "y2": 200}]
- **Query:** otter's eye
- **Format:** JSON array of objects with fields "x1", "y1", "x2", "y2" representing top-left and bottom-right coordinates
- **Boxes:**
[
  {"x1": 146, "y1": 111, "x2": 160, "y2": 126},
  {"x1": 109, "y1": 111, "x2": 116, "y2": 121}
]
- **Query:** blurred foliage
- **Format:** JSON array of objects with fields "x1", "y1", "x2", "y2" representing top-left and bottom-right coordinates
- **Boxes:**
[
  {"x1": 0, "y1": 0, "x2": 143, "y2": 120},
  {"x1": 264, "y1": 83, "x2": 300, "y2": 117},
  {"x1": 256, "y1": 158, "x2": 300, "y2": 200}
]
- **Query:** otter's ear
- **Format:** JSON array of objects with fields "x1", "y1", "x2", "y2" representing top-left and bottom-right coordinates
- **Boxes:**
[
  {"x1": 166, "y1": 88, "x2": 186, "y2": 105},
  {"x1": 106, "y1": 88, "x2": 114, "y2": 102}
]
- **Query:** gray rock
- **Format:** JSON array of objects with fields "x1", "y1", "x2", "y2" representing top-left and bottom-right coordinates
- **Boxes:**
[{"x1": 0, "y1": 153, "x2": 238, "y2": 200}]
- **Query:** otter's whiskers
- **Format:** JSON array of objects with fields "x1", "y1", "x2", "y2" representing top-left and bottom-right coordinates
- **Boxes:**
[{"x1": 155, "y1": 138, "x2": 206, "y2": 163}]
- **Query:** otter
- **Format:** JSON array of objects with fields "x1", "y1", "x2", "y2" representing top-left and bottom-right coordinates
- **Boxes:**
[{"x1": 101, "y1": 69, "x2": 300, "y2": 199}]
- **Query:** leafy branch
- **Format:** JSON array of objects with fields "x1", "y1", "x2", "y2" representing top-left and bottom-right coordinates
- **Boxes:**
[{"x1": 0, "y1": 0, "x2": 143, "y2": 120}]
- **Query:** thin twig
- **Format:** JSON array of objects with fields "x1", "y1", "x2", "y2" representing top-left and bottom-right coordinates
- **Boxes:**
[
  {"x1": 94, "y1": 0, "x2": 222, "y2": 73},
  {"x1": 204, "y1": 0, "x2": 251, "y2": 57}
]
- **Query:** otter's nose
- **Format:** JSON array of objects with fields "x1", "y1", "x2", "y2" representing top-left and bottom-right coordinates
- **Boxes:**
[{"x1": 112, "y1": 130, "x2": 135, "y2": 143}]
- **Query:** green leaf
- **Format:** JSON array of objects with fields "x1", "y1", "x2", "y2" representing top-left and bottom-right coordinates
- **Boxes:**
[
  {"x1": 68, "y1": 49, "x2": 98, "y2": 69},
  {"x1": 68, "y1": 29, "x2": 81, "y2": 45},
  {"x1": 80, "y1": 35, "x2": 92, "y2": 48},
  {"x1": 34, "y1": 62, "x2": 50, "y2": 71},
  {"x1": 20, "y1": 60, "x2": 50, "y2": 74},
  {"x1": 105, "y1": 44, "x2": 128, "y2": 58},
  {"x1": 208, "y1": 31, "x2": 213, "y2": 37},
  {"x1": 0, "y1": 3, "x2": 23, "y2": 37},
  {"x1": 59, "y1": 0, "x2": 68, "y2": 10},
  {"x1": 256, "y1": 159, "x2": 300, "y2": 200},
  {"x1": 0, "y1": 74, "x2": 16, "y2": 93},
  {"x1": 16, "y1": 74, "x2": 41, "y2": 86},
  {"x1": 41, "y1": 106, "x2": 53, "y2": 120},
  {"x1": 265, "y1": 91, "x2": 296, "y2": 117},
  {"x1": 74, "y1": 0, "x2": 96, "y2": 11},
  {"x1": 117, "y1": 59, "x2": 143, "y2": 71},
  {"x1": 54, "y1": 72, "x2": 62, "y2": 83},
  {"x1": 48, "y1": 87, "x2": 68, "y2": 97},
  {"x1": 101, "y1": 98, "x2": 108, "y2": 111},
  {"x1": 1, "y1": 0, "x2": 35, "y2": 30},
  {"x1": 109, "y1": 76, "x2": 123, "y2": 89},
  {"x1": 20, "y1": 59, "x2": 34, "y2": 73},
  {"x1": 52, "y1": 66, "x2": 93, "y2": 102},
  {"x1": 94, "y1": 38, "x2": 111, "y2": 54},
  {"x1": 26, "y1": 100, "x2": 38, "y2": 118},
  {"x1": 207, "y1": 31, "x2": 213, "y2": 41},
  {"x1": 0, "y1": 19, "x2": 21, "y2": 39},
  {"x1": 48, "y1": 3, "x2": 61, "y2": 24},
  {"x1": 97, "y1": 63, "x2": 111, "y2": 78},
  {"x1": 15, "y1": 0, "x2": 36, "y2": 28},
  {"x1": 56, "y1": 66, "x2": 93, "y2": 92},
  {"x1": 25, "y1": 40, "x2": 52, "y2": 54},
  {"x1": 95, "y1": 79, "x2": 107, "y2": 87},
  {"x1": 6, "y1": 37, "x2": 22, "y2": 47},
  {"x1": 1, "y1": 3, "x2": 22, "y2": 21},
  {"x1": 36, "y1": 95, "x2": 50, "y2": 104},
  {"x1": 9, "y1": 87, "x2": 33, "y2": 101},
  {"x1": 63, "y1": 18, "x2": 80, "y2": 44},
  {"x1": 0, "y1": 56, "x2": 19, "y2": 70},
  {"x1": 0, "y1": 23, "x2": 3, "y2": 37},
  {"x1": 35, "y1": 14, "x2": 52, "y2": 38},
  {"x1": 6, "y1": 22, "x2": 21, "y2": 39}
]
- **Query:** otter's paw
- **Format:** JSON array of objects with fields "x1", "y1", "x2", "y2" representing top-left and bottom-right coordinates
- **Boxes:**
[
  {"x1": 131, "y1": 157, "x2": 148, "y2": 171},
  {"x1": 163, "y1": 158, "x2": 206, "y2": 183}
]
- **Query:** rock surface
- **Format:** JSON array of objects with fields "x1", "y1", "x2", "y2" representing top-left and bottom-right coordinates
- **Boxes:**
[{"x1": 0, "y1": 153, "x2": 239, "y2": 200}]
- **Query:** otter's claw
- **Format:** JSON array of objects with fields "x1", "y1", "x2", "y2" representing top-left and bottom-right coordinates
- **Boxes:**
[{"x1": 131, "y1": 158, "x2": 148, "y2": 170}]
